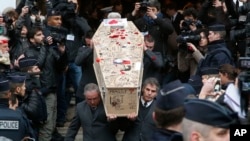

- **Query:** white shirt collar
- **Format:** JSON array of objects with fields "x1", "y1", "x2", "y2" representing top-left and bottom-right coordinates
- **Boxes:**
[{"x1": 141, "y1": 97, "x2": 153, "y2": 108}]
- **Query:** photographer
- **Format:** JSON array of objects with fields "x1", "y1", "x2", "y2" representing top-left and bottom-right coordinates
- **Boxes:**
[
  {"x1": 52, "y1": 0, "x2": 91, "y2": 106},
  {"x1": 180, "y1": 7, "x2": 202, "y2": 33},
  {"x1": 128, "y1": 0, "x2": 174, "y2": 84},
  {"x1": 177, "y1": 29, "x2": 208, "y2": 77},
  {"x1": 128, "y1": 0, "x2": 173, "y2": 52}
]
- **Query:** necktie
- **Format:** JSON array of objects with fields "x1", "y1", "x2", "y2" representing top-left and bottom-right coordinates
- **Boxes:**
[{"x1": 144, "y1": 102, "x2": 148, "y2": 107}]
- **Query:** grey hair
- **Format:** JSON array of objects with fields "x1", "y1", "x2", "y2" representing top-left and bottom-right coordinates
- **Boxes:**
[
  {"x1": 83, "y1": 83, "x2": 100, "y2": 95},
  {"x1": 142, "y1": 77, "x2": 160, "y2": 92},
  {"x1": 107, "y1": 12, "x2": 121, "y2": 19}
]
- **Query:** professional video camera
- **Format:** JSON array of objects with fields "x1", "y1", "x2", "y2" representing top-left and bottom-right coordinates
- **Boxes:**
[
  {"x1": 230, "y1": 12, "x2": 250, "y2": 41},
  {"x1": 176, "y1": 33, "x2": 201, "y2": 53},
  {"x1": 238, "y1": 56, "x2": 250, "y2": 94}
]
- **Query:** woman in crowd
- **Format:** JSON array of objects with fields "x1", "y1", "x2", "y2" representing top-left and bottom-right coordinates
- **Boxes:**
[{"x1": 178, "y1": 28, "x2": 209, "y2": 77}]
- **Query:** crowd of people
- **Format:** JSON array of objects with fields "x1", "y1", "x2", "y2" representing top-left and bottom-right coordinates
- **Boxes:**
[{"x1": 0, "y1": 0, "x2": 249, "y2": 141}]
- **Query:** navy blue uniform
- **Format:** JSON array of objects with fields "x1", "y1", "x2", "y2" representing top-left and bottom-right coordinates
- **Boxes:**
[
  {"x1": 151, "y1": 128, "x2": 183, "y2": 141},
  {"x1": 0, "y1": 100, "x2": 30, "y2": 140},
  {"x1": 196, "y1": 40, "x2": 234, "y2": 76}
]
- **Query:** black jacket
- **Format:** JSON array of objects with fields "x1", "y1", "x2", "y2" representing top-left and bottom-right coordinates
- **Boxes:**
[
  {"x1": 151, "y1": 128, "x2": 183, "y2": 141},
  {"x1": 129, "y1": 14, "x2": 174, "y2": 55},
  {"x1": 143, "y1": 50, "x2": 164, "y2": 84},
  {"x1": 196, "y1": 40, "x2": 234, "y2": 76},
  {"x1": 65, "y1": 16, "x2": 92, "y2": 62},
  {"x1": 74, "y1": 46, "x2": 97, "y2": 98},
  {"x1": 65, "y1": 101, "x2": 116, "y2": 141}
]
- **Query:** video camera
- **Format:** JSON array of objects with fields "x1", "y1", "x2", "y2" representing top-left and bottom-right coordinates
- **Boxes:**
[
  {"x1": 176, "y1": 33, "x2": 201, "y2": 53},
  {"x1": 230, "y1": 12, "x2": 250, "y2": 41},
  {"x1": 238, "y1": 57, "x2": 250, "y2": 94}
]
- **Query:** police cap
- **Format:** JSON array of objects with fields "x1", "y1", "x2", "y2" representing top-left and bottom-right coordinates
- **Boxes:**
[
  {"x1": 0, "y1": 78, "x2": 9, "y2": 92},
  {"x1": 156, "y1": 80, "x2": 190, "y2": 111},
  {"x1": 8, "y1": 74, "x2": 26, "y2": 84},
  {"x1": 208, "y1": 24, "x2": 225, "y2": 31},
  {"x1": 184, "y1": 99, "x2": 239, "y2": 128},
  {"x1": 200, "y1": 67, "x2": 219, "y2": 76},
  {"x1": 18, "y1": 57, "x2": 38, "y2": 69}
]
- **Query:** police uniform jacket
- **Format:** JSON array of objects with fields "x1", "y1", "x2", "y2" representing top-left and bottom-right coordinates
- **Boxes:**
[
  {"x1": 65, "y1": 101, "x2": 116, "y2": 141},
  {"x1": 151, "y1": 128, "x2": 183, "y2": 141},
  {"x1": 122, "y1": 100, "x2": 157, "y2": 141},
  {"x1": 0, "y1": 99, "x2": 30, "y2": 140},
  {"x1": 196, "y1": 40, "x2": 233, "y2": 76}
]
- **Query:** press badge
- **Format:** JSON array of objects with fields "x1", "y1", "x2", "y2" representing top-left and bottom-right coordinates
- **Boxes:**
[
  {"x1": 0, "y1": 120, "x2": 19, "y2": 130},
  {"x1": 66, "y1": 34, "x2": 75, "y2": 41}
]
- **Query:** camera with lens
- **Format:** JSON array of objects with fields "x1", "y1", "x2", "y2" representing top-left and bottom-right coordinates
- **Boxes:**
[
  {"x1": 232, "y1": 12, "x2": 250, "y2": 42},
  {"x1": 237, "y1": 57, "x2": 250, "y2": 94},
  {"x1": 50, "y1": 32, "x2": 65, "y2": 45},
  {"x1": 44, "y1": 26, "x2": 67, "y2": 47},
  {"x1": 3, "y1": 15, "x2": 13, "y2": 27},
  {"x1": 181, "y1": 19, "x2": 203, "y2": 32},
  {"x1": 139, "y1": 0, "x2": 150, "y2": 12},
  {"x1": 25, "y1": 0, "x2": 38, "y2": 15},
  {"x1": 176, "y1": 34, "x2": 201, "y2": 53},
  {"x1": 44, "y1": 32, "x2": 66, "y2": 46}
]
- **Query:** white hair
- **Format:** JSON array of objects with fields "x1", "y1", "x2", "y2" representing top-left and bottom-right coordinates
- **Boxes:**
[{"x1": 0, "y1": 36, "x2": 9, "y2": 43}]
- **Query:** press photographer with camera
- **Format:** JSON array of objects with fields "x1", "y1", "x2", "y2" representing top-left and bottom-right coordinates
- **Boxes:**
[
  {"x1": 128, "y1": 0, "x2": 173, "y2": 51},
  {"x1": 22, "y1": 8, "x2": 67, "y2": 140},
  {"x1": 179, "y1": 7, "x2": 202, "y2": 33},
  {"x1": 177, "y1": 29, "x2": 208, "y2": 77},
  {"x1": 50, "y1": 0, "x2": 92, "y2": 129},
  {"x1": 177, "y1": 8, "x2": 204, "y2": 82},
  {"x1": 128, "y1": 0, "x2": 174, "y2": 84}
]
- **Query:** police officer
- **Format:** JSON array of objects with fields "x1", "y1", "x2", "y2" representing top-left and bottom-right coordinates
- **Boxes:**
[
  {"x1": 196, "y1": 24, "x2": 234, "y2": 76},
  {"x1": 182, "y1": 99, "x2": 239, "y2": 141},
  {"x1": 151, "y1": 80, "x2": 193, "y2": 141},
  {"x1": 0, "y1": 78, "x2": 31, "y2": 140}
]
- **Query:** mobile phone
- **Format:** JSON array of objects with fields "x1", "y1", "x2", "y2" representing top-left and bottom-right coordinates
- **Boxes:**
[{"x1": 214, "y1": 78, "x2": 221, "y2": 92}]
